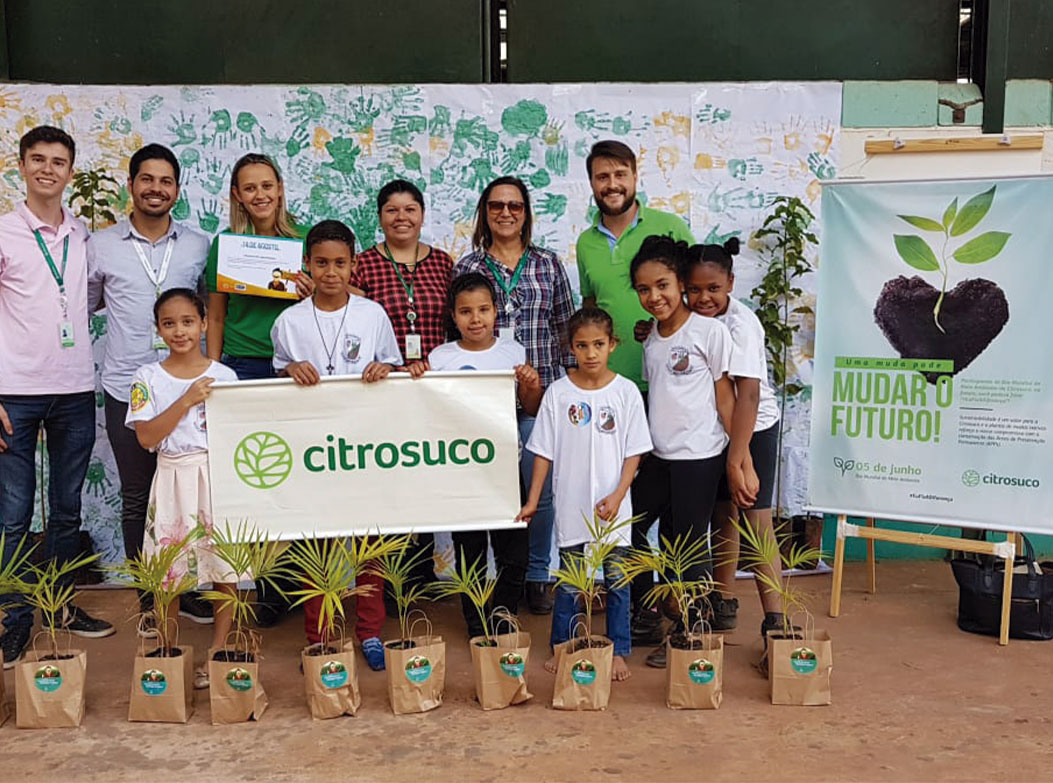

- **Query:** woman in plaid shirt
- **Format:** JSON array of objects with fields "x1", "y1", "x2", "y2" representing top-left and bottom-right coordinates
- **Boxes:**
[
  {"x1": 454, "y1": 176, "x2": 575, "y2": 614},
  {"x1": 350, "y1": 179, "x2": 455, "y2": 590}
]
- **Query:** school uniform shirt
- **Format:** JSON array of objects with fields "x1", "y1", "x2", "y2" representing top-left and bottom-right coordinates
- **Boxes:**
[
  {"x1": 643, "y1": 312, "x2": 732, "y2": 460},
  {"x1": 717, "y1": 297, "x2": 780, "y2": 432},
  {"x1": 427, "y1": 338, "x2": 525, "y2": 372},
  {"x1": 526, "y1": 374, "x2": 653, "y2": 549},
  {"x1": 125, "y1": 360, "x2": 237, "y2": 455},
  {"x1": 270, "y1": 295, "x2": 403, "y2": 376},
  {"x1": 0, "y1": 203, "x2": 93, "y2": 395},
  {"x1": 87, "y1": 218, "x2": 210, "y2": 402}
]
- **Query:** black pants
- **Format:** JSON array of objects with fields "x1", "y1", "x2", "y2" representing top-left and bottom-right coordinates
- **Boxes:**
[
  {"x1": 105, "y1": 393, "x2": 157, "y2": 609},
  {"x1": 629, "y1": 453, "x2": 724, "y2": 614},
  {"x1": 451, "y1": 528, "x2": 529, "y2": 638}
]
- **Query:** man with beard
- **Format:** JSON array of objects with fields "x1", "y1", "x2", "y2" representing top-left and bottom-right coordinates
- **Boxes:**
[
  {"x1": 87, "y1": 143, "x2": 213, "y2": 631},
  {"x1": 576, "y1": 140, "x2": 694, "y2": 644},
  {"x1": 577, "y1": 140, "x2": 694, "y2": 393}
]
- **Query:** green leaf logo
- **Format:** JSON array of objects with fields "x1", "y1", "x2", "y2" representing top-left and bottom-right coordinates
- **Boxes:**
[{"x1": 234, "y1": 431, "x2": 293, "y2": 489}]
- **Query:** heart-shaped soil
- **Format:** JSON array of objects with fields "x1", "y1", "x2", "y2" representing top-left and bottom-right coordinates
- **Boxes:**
[{"x1": 873, "y1": 275, "x2": 1009, "y2": 383}]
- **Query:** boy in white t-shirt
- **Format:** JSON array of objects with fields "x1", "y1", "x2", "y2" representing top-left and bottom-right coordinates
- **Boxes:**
[
  {"x1": 269, "y1": 220, "x2": 402, "y2": 671},
  {"x1": 409, "y1": 272, "x2": 541, "y2": 638}
]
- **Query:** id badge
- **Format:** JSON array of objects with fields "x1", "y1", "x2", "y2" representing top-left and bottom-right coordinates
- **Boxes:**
[
  {"x1": 59, "y1": 320, "x2": 75, "y2": 348},
  {"x1": 151, "y1": 324, "x2": 167, "y2": 351},
  {"x1": 499, "y1": 327, "x2": 515, "y2": 342},
  {"x1": 405, "y1": 333, "x2": 422, "y2": 360}
]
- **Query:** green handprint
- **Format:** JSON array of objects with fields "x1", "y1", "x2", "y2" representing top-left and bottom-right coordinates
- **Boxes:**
[
  {"x1": 198, "y1": 199, "x2": 220, "y2": 234},
  {"x1": 574, "y1": 109, "x2": 611, "y2": 132},
  {"x1": 201, "y1": 159, "x2": 228, "y2": 196},
  {"x1": 429, "y1": 105, "x2": 452, "y2": 138},
  {"x1": 573, "y1": 139, "x2": 591, "y2": 158},
  {"x1": 545, "y1": 142, "x2": 568, "y2": 177},
  {"x1": 89, "y1": 314, "x2": 107, "y2": 341},
  {"x1": 346, "y1": 202, "x2": 379, "y2": 249},
  {"x1": 380, "y1": 85, "x2": 423, "y2": 114},
  {"x1": 286, "y1": 125, "x2": 310, "y2": 158},
  {"x1": 235, "y1": 112, "x2": 260, "y2": 149},
  {"x1": 611, "y1": 116, "x2": 633, "y2": 135},
  {"x1": 172, "y1": 190, "x2": 190, "y2": 221},
  {"x1": 109, "y1": 116, "x2": 133, "y2": 135},
  {"x1": 728, "y1": 157, "x2": 764, "y2": 182},
  {"x1": 141, "y1": 95, "x2": 164, "y2": 122},
  {"x1": 84, "y1": 459, "x2": 111, "y2": 497},
  {"x1": 325, "y1": 137, "x2": 360, "y2": 175},
  {"x1": 541, "y1": 121, "x2": 564, "y2": 146},
  {"x1": 346, "y1": 94, "x2": 381, "y2": 132},
  {"x1": 430, "y1": 166, "x2": 445, "y2": 185},
  {"x1": 501, "y1": 141, "x2": 532, "y2": 172},
  {"x1": 167, "y1": 112, "x2": 197, "y2": 146},
  {"x1": 460, "y1": 157, "x2": 497, "y2": 191},
  {"x1": 529, "y1": 169, "x2": 551, "y2": 189},
  {"x1": 536, "y1": 193, "x2": 568, "y2": 220},
  {"x1": 381, "y1": 114, "x2": 427, "y2": 148},
  {"x1": 94, "y1": 391, "x2": 105, "y2": 409},
  {"x1": 501, "y1": 99, "x2": 547, "y2": 137},
  {"x1": 452, "y1": 117, "x2": 490, "y2": 156},
  {"x1": 696, "y1": 103, "x2": 732, "y2": 124},
  {"x1": 285, "y1": 87, "x2": 326, "y2": 125},
  {"x1": 806, "y1": 152, "x2": 837, "y2": 180},
  {"x1": 203, "y1": 109, "x2": 233, "y2": 148},
  {"x1": 178, "y1": 147, "x2": 201, "y2": 171},
  {"x1": 402, "y1": 150, "x2": 422, "y2": 173},
  {"x1": 259, "y1": 128, "x2": 285, "y2": 160}
]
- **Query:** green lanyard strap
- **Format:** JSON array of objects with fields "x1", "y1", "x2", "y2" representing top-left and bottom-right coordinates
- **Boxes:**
[
  {"x1": 483, "y1": 249, "x2": 530, "y2": 304},
  {"x1": 380, "y1": 243, "x2": 417, "y2": 305},
  {"x1": 34, "y1": 230, "x2": 69, "y2": 293}
]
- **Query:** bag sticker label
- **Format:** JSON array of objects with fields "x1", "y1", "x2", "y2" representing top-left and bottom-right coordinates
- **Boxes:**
[
  {"x1": 141, "y1": 669, "x2": 167, "y2": 695},
  {"x1": 688, "y1": 657, "x2": 715, "y2": 684},
  {"x1": 790, "y1": 647, "x2": 818, "y2": 674},
  {"x1": 34, "y1": 665, "x2": 62, "y2": 692},
  {"x1": 499, "y1": 651, "x2": 525, "y2": 677},
  {"x1": 570, "y1": 658, "x2": 597, "y2": 685},
  {"x1": 320, "y1": 660, "x2": 349, "y2": 688},
  {"x1": 226, "y1": 667, "x2": 253, "y2": 691},
  {"x1": 405, "y1": 655, "x2": 432, "y2": 683}
]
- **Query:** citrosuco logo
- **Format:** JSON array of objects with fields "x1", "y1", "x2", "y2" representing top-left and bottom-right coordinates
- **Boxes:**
[
  {"x1": 962, "y1": 469, "x2": 1039, "y2": 489},
  {"x1": 234, "y1": 431, "x2": 294, "y2": 489}
]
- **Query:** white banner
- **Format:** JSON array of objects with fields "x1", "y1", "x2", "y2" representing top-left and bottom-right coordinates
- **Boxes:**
[{"x1": 206, "y1": 372, "x2": 520, "y2": 539}]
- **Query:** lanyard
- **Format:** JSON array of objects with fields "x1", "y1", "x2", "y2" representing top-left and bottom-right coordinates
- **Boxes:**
[
  {"x1": 131, "y1": 235, "x2": 176, "y2": 297},
  {"x1": 34, "y1": 230, "x2": 70, "y2": 312},
  {"x1": 380, "y1": 242, "x2": 421, "y2": 331},
  {"x1": 484, "y1": 249, "x2": 530, "y2": 314}
]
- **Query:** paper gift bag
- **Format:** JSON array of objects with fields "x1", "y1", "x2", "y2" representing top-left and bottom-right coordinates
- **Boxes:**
[
  {"x1": 0, "y1": 657, "x2": 9, "y2": 726},
  {"x1": 209, "y1": 650, "x2": 268, "y2": 725},
  {"x1": 469, "y1": 631, "x2": 533, "y2": 711},
  {"x1": 129, "y1": 644, "x2": 194, "y2": 723},
  {"x1": 768, "y1": 629, "x2": 833, "y2": 706},
  {"x1": 16, "y1": 647, "x2": 87, "y2": 728},
  {"x1": 552, "y1": 636, "x2": 613, "y2": 711},
  {"x1": 384, "y1": 635, "x2": 445, "y2": 715},
  {"x1": 302, "y1": 641, "x2": 360, "y2": 719},
  {"x1": 666, "y1": 634, "x2": 723, "y2": 710}
]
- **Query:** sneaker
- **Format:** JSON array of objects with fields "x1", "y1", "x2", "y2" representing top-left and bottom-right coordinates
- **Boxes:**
[
  {"x1": 631, "y1": 609, "x2": 665, "y2": 645},
  {"x1": 179, "y1": 593, "x2": 214, "y2": 624},
  {"x1": 1, "y1": 625, "x2": 31, "y2": 670},
  {"x1": 645, "y1": 643, "x2": 667, "y2": 669},
  {"x1": 194, "y1": 665, "x2": 210, "y2": 690},
  {"x1": 710, "y1": 595, "x2": 739, "y2": 631},
  {"x1": 362, "y1": 636, "x2": 385, "y2": 671},
  {"x1": 526, "y1": 581, "x2": 553, "y2": 615},
  {"x1": 253, "y1": 602, "x2": 282, "y2": 629},
  {"x1": 60, "y1": 604, "x2": 115, "y2": 638}
]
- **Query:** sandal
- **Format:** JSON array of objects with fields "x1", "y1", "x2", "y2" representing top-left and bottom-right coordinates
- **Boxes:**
[{"x1": 194, "y1": 665, "x2": 210, "y2": 690}]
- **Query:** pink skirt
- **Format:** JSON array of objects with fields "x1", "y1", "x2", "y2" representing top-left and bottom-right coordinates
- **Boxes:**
[{"x1": 145, "y1": 451, "x2": 247, "y2": 587}]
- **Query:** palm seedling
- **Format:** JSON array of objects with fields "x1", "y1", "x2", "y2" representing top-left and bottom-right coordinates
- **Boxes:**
[
  {"x1": 373, "y1": 539, "x2": 434, "y2": 650},
  {"x1": 430, "y1": 553, "x2": 497, "y2": 645},
  {"x1": 0, "y1": 532, "x2": 35, "y2": 606},
  {"x1": 24, "y1": 552, "x2": 103, "y2": 660}
]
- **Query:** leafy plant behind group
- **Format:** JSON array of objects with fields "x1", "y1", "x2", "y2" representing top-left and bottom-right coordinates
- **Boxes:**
[
  {"x1": 893, "y1": 185, "x2": 1010, "y2": 331},
  {"x1": 67, "y1": 167, "x2": 122, "y2": 231},
  {"x1": 431, "y1": 553, "x2": 496, "y2": 643}
]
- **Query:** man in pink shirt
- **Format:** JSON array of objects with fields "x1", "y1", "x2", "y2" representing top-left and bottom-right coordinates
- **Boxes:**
[{"x1": 0, "y1": 126, "x2": 114, "y2": 670}]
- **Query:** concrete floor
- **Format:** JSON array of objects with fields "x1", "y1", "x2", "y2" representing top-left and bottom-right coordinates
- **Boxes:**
[{"x1": 2, "y1": 561, "x2": 1052, "y2": 782}]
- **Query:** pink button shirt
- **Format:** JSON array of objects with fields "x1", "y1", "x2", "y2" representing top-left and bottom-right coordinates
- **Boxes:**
[{"x1": 0, "y1": 202, "x2": 93, "y2": 394}]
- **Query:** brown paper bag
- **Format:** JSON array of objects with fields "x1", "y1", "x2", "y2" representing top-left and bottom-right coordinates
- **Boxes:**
[
  {"x1": 302, "y1": 640, "x2": 360, "y2": 719},
  {"x1": 768, "y1": 629, "x2": 833, "y2": 706},
  {"x1": 0, "y1": 655, "x2": 9, "y2": 726},
  {"x1": 384, "y1": 635, "x2": 445, "y2": 715},
  {"x1": 128, "y1": 644, "x2": 194, "y2": 723},
  {"x1": 666, "y1": 634, "x2": 723, "y2": 710},
  {"x1": 552, "y1": 636, "x2": 613, "y2": 711},
  {"x1": 469, "y1": 631, "x2": 533, "y2": 710},
  {"x1": 209, "y1": 650, "x2": 268, "y2": 724},
  {"x1": 16, "y1": 647, "x2": 87, "y2": 728}
]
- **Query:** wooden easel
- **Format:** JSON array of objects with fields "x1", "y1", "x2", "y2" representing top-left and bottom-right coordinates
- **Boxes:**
[{"x1": 828, "y1": 515, "x2": 1018, "y2": 645}]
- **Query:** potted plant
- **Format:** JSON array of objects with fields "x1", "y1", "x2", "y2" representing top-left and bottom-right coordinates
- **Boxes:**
[
  {"x1": 734, "y1": 515, "x2": 831, "y2": 706},
  {"x1": 619, "y1": 533, "x2": 722, "y2": 709},
  {"x1": 375, "y1": 541, "x2": 446, "y2": 715},
  {"x1": 107, "y1": 532, "x2": 201, "y2": 723},
  {"x1": 0, "y1": 533, "x2": 35, "y2": 726},
  {"x1": 432, "y1": 555, "x2": 531, "y2": 710},
  {"x1": 282, "y1": 535, "x2": 403, "y2": 719},
  {"x1": 550, "y1": 512, "x2": 634, "y2": 712},
  {"x1": 14, "y1": 551, "x2": 100, "y2": 729},
  {"x1": 201, "y1": 521, "x2": 287, "y2": 724}
]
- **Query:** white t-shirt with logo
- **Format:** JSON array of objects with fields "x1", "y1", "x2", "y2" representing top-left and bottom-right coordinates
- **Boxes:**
[
  {"x1": 717, "y1": 297, "x2": 780, "y2": 432},
  {"x1": 526, "y1": 373, "x2": 653, "y2": 548},
  {"x1": 643, "y1": 312, "x2": 732, "y2": 460},
  {"x1": 125, "y1": 360, "x2": 237, "y2": 455},
  {"x1": 428, "y1": 338, "x2": 525, "y2": 372},
  {"x1": 271, "y1": 296, "x2": 403, "y2": 376}
]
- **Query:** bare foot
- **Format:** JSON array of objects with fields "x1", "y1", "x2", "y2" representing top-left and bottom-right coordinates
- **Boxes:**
[
  {"x1": 544, "y1": 654, "x2": 560, "y2": 674},
  {"x1": 612, "y1": 655, "x2": 631, "y2": 681}
]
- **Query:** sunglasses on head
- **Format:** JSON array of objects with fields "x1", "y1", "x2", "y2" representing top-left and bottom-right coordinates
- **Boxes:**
[{"x1": 486, "y1": 199, "x2": 525, "y2": 215}]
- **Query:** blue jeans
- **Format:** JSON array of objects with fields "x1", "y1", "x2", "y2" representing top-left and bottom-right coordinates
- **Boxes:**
[
  {"x1": 519, "y1": 415, "x2": 555, "y2": 582},
  {"x1": 550, "y1": 544, "x2": 631, "y2": 657},
  {"x1": 221, "y1": 354, "x2": 275, "y2": 381},
  {"x1": 0, "y1": 392, "x2": 95, "y2": 630}
]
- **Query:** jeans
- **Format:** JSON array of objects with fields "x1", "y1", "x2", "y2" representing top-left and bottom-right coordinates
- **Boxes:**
[
  {"x1": 451, "y1": 527, "x2": 528, "y2": 637},
  {"x1": 519, "y1": 415, "x2": 555, "y2": 582},
  {"x1": 104, "y1": 393, "x2": 156, "y2": 609},
  {"x1": 550, "y1": 544, "x2": 631, "y2": 657},
  {"x1": 0, "y1": 392, "x2": 95, "y2": 630},
  {"x1": 221, "y1": 354, "x2": 274, "y2": 381}
]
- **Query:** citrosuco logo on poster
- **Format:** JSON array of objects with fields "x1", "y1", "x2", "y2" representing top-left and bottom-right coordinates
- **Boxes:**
[{"x1": 961, "y1": 469, "x2": 1040, "y2": 489}]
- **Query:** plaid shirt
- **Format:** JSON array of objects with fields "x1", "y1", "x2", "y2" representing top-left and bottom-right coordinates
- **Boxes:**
[
  {"x1": 350, "y1": 245, "x2": 454, "y2": 359},
  {"x1": 454, "y1": 245, "x2": 575, "y2": 389}
]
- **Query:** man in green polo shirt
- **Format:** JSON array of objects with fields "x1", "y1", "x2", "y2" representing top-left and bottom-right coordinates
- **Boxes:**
[{"x1": 577, "y1": 140, "x2": 694, "y2": 392}]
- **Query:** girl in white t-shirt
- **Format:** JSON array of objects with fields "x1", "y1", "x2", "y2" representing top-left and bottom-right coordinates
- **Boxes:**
[
  {"x1": 125, "y1": 288, "x2": 241, "y2": 689},
  {"x1": 629, "y1": 236, "x2": 735, "y2": 668},
  {"x1": 685, "y1": 239, "x2": 786, "y2": 643},
  {"x1": 408, "y1": 273, "x2": 541, "y2": 639},
  {"x1": 518, "y1": 308, "x2": 653, "y2": 682}
]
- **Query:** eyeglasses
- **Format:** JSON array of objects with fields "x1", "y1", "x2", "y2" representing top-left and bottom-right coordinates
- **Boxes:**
[{"x1": 486, "y1": 200, "x2": 525, "y2": 215}]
